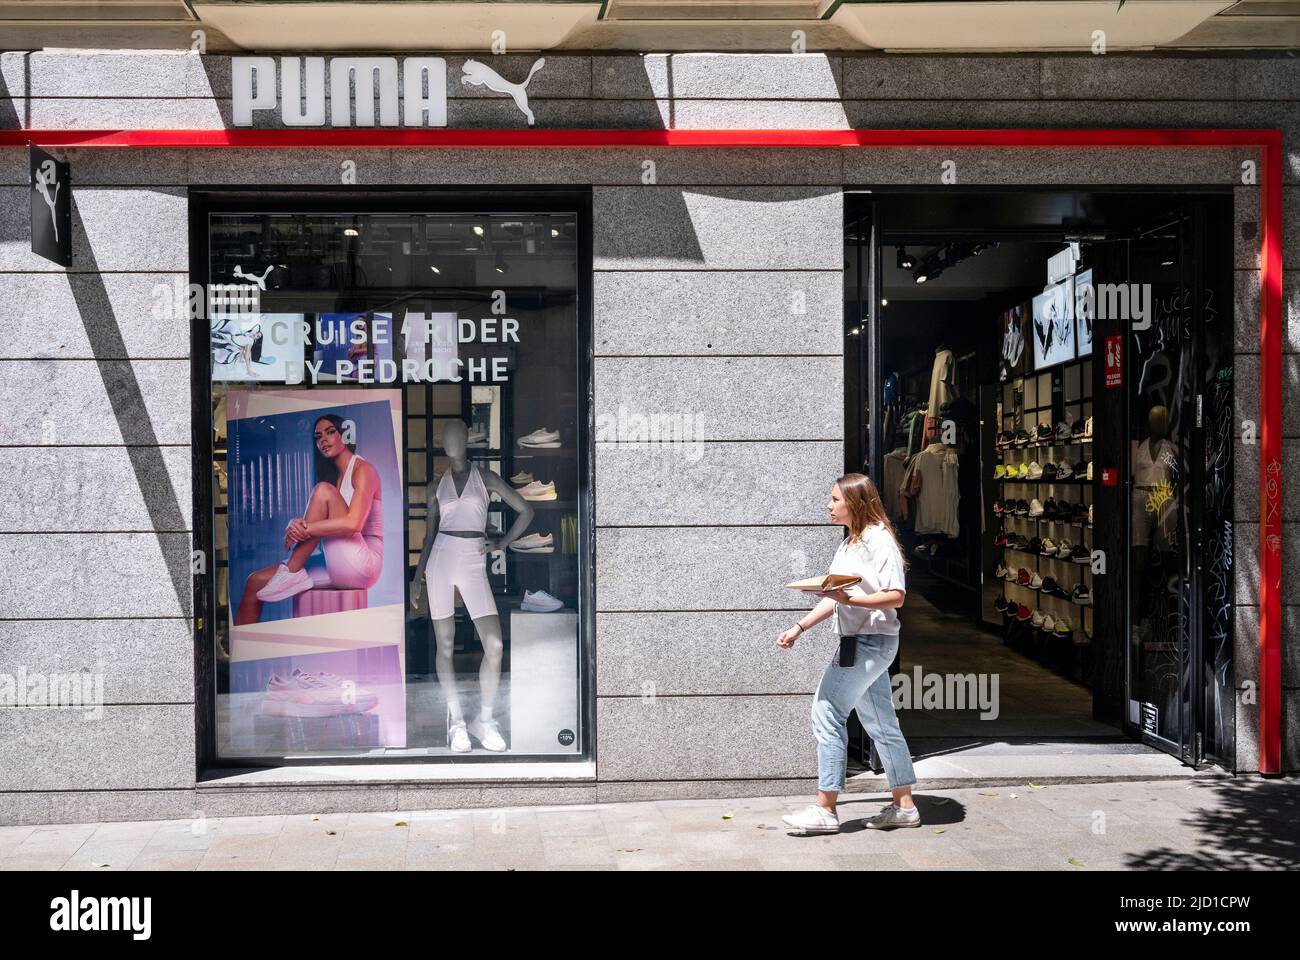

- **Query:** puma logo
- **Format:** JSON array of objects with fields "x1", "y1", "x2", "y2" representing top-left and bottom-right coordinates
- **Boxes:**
[
  {"x1": 34, "y1": 163, "x2": 61, "y2": 243},
  {"x1": 461, "y1": 58, "x2": 545, "y2": 126},
  {"x1": 233, "y1": 264, "x2": 274, "y2": 290}
]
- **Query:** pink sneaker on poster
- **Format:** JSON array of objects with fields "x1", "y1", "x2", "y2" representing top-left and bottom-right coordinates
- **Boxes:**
[
  {"x1": 262, "y1": 672, "x2": 351, "y2": 718},
  {"x1": 296, "y1": 669, "x2": 378, "y2": 712},
  {"x1": 255, "y1": 563, "x2": 314, "y2": 603}
]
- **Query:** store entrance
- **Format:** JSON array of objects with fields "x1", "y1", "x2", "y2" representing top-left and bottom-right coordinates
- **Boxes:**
[{"x1": 843, "y1": 189, "x2": 1234, "y2": 769}]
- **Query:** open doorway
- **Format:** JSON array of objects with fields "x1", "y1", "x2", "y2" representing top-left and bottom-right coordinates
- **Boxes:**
[{"x1": 844, "y1": 189, "x2": 1234, "y2": 770}]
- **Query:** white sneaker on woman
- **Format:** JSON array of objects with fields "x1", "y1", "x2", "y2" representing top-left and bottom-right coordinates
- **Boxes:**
[
  {"x1": 255, "y1": 563, "x2": 313, "y2": 602},
  {"x1": 781, "y1": 804, "x2": 840, "y2": 835},
  {"x1": 864, "y1": 802, "x2": 921, "y2": 830}
]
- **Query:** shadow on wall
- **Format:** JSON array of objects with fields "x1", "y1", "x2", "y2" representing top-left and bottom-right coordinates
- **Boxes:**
[
  {"x1": 0, "y1": 52, "x2": 24, "y2": 129},
  {"x1": 66, "y1": 196, "x2": 192, "y2": 618}
]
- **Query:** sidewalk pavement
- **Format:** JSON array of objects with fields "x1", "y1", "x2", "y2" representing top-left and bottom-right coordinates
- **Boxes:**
[{"x1": 2, "y1": 777, "x2": 1296, "y2": 871}]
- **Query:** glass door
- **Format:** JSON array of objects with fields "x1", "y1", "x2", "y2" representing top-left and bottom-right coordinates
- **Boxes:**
[{"x1": 1123, "y1": 206, "x2": 1202, "y2": 762}]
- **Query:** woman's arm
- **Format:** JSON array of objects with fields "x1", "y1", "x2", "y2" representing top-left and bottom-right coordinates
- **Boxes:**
[
  {"x1": 304, "y1": 462, "x2": 379, "y2": 538},
  {"x1": 776, "y1": 597, "x2": 835, "y2": 648},
  {"x1": 817, "y1": 586, "x2": 906, "y2": 610}
]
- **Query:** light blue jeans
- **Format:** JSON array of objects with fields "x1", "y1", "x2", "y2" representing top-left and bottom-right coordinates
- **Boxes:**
[{"x1": 811, "y1": 633, "x2": 917, "y2": 792}]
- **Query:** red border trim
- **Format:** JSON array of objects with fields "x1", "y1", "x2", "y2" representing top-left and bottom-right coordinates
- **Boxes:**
[{"x1": 0, "y1": 125, "x2": 1284, "y2": 774}]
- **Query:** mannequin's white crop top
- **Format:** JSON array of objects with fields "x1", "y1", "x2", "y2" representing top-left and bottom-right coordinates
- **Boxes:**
[{"x1": 436, "y1": 465, "x2": 489, "y2": 533}]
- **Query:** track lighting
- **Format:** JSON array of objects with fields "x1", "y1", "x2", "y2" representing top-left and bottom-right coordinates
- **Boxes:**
[{"x1": 897, "y1": 247, "x2": 916, "y2": 271}]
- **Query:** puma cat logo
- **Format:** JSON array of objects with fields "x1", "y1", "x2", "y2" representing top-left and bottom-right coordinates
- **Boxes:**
[{"x1": 461, "y1": 58, "x2": 545, "y2": 126}]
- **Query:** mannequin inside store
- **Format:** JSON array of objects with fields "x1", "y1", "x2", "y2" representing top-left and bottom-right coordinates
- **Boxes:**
[{"x1": 843, "y1": 190, "x2": 1235, "y2": 770}]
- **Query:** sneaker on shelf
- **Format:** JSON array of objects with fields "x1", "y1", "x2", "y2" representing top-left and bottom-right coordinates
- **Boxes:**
[
  {"x1": 1055, "y1": 615, "x2": 1075, "y2": 637},
  {"x1": 994, "y1": 594, "x2": 1009, "y2": 612},
  {"x1": 1071, "y1": 583, "x2": 1092, "y2": 605},
  {"x1": 1035, "y1": 423, "x2": 1054, "y2": 442},
  {"x1": 468, "y1": 717, "x2": 507, "y2": 752},
  {"x1": 1026, "y1": 537, "x2": 1043, "y2": 554},
  {"x1": 782, "y1": 804, "x2": 841, "y2": 835},
  {"x1": 1005, "y1": 566, "x2": 1018, "y2": 583},
  {"x1": 1084, "y1": 416, "x2": 1093, "y2": 438},
  {"x1": 1042, "y1": 614, "x2": 1057, "y2": 633},
  {"x1": 1055, "y1": 461, "x2": 1074, "y2": 479},
  {"x1": 1041, "y1": 575, "x2": 1059, "y2": 595},
  {"x1": 863, "y1": 802, "x2": 921, "y2": 830},
  {"x1": 1027, "y1": 461, "x2": 1043, "y2": 480},
  {"x1": 994, "y1": 464, "x2": 1007, "y2": 479},
  {"x1": 1041, "y1": 462, "x2": 1058, "y2": 481},
  {"x1": 1055, "y1": 537, "x2": 1073, "y2": 559},
  {"x1": 1028, "y1": 572, "x2": 1044, "y2": 590},
  {"x1": 518, "y1": 428, "x2": 561, "y2": 449},
  {"x1": 1088, "y1": 503, "x2": 1093, "y2": 524},
  {"x1": 1055, "y1": 420, "x2": 1073, "y2": 441},
  {"x1": 1070, "y1": 544, "x2": 1091, "y2": 564},
  {"x1": 518, "y1": 480, "x2": 558, "y2": 501},
  {"x1": 448, "y1": 720, "x2": 471, "y2": 753},
  {"x1": 521, "y1": 589, "x2": 564, "y2": 612},
  {"x1": 255, "y1": 563, "x2": 314, "y2": 603},
  {"x1": 1086, "y1": 461, "x2": 1094, "y2": 481},
  {"x1": 1040, "y1": 537, "x2": 1057, "y2": 555},
  {"x1": 1014, "y1": 429, "x2": 1031, "y2": 446},
  {"x1": 1029, "y1": 499, "x2": 1045, "y2": 518},
  {"x1": 510, "y1": 471, "x2": 535, "y2": 486},
  {"x1": 1017, "y1": 568, "x2": 1031, "y2": 586},
  {"x1": 1016, "y1": 603, "x2": 1033, "y2": 621},
  {"x1": 995, "y1": 562, "x2": 1008, "y2": 579},
  {"x1": 510, "y1": 533, "x2": 555, "y2": 553},
  {"x1": 1031, "y1": 610, "x2": 1045, "y2": 628},
  {"x1": 466, "y1": 428, "x2": 489, "y2": 448}
]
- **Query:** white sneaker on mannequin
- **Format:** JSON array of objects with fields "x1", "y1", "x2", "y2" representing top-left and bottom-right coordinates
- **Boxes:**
[
  {"x1": 448, "y1": 720, "x2": 471, "y2": 753},
  {"x1": 469, "y1": 717, "x2": 507, "y2": 752}
]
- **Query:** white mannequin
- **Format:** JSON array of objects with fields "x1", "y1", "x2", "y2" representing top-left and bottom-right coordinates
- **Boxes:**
[{"x1": 411, "y1": 420, "x2": 534, "y2": 751}]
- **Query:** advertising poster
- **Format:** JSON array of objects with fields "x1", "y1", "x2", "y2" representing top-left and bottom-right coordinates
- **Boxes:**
[
  {"x1": 1032, "y1": 276, "x2": 1077, "y2": 370},
  {"x1": 999, "y1": 301, "x2": 1029, "y2": 381},
  {"x1": 211, "y1": 313, "x2": 305, "y2": 382},
  {"x1": 313, "y1": 312, "x2": 370, "y2": 381},
  {"x1": 1075, "y1": 268, "x2": 1095, "y2": 357},
  {"x1": 225, "y1": 388, "x2": 406, "y2": 752}
]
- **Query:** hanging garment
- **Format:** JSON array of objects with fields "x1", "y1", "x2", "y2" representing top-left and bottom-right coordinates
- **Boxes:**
[
  {"x1": 883, "y1": 448, "x2": 909, "y2": 521},
  {"x1": 901, "y1": 443, "x2": 960, "y2": 538},
  {"x1": 927, "y1": 348, "x2": 956, "y2": 417}
]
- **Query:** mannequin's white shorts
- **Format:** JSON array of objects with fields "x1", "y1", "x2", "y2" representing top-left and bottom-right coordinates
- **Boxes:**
[{"x1": 426, "y1": 532, "x2": 498, "y2": 621}]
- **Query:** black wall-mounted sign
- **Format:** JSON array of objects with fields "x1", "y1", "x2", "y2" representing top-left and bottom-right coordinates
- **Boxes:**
[{"x1": 30, "y1": 143, "x2": 70, "y2": 267}]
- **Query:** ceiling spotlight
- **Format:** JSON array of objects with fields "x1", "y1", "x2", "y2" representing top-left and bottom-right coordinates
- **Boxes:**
[
  {"x1": 551, "y1": 228, "x2": 560, "y2": 238},
  {"x1": 343, "y1": 227, "x2": 360, "y2": 237},
  {"x1": 430, "y1": 264, "x2": 441, "y2": 274},
  {"x1": 881, "y1": 298, "x2": 889, "y2": 306},
  {"x1": 472, "y1": 224, "x2": 485, "y2": 237},
  {"x1": 896, "y1": 247, "x2": 916, "y2": 271}
]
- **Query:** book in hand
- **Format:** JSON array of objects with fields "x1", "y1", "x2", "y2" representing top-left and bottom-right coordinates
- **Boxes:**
[{"x1": 783, "y1": 574, "x2": 861, "y2": 592}]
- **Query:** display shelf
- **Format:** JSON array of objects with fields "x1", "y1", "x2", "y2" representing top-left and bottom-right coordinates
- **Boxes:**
[
  {"x1": 994, "y1": 516, "x2": 1093, "y2": 528},
  {"x1": 997, "y1": 477, "x2": 1092, "y2": 484},
  {"x1": 996, "y1": 438, "x2": 1093, "y2": 451}
]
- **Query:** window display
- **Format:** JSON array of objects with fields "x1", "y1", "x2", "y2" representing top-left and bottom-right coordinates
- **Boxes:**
[{"x1": 204, "y1": 205, "x2": 587, "y2": 761}]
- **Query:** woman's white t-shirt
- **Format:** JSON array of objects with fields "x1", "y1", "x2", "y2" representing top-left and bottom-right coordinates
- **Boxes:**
[{"x1": 827, "y1": 523, "x2": 907, "y2": 636}]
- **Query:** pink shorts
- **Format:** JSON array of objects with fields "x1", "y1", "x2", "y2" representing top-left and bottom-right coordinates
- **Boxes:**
[{"x1": 313, "y1": 533, "x2": 383, "y2": 590}]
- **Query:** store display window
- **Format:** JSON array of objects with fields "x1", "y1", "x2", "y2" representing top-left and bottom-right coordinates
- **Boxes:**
[{"x1": 199, "y1": 199, "x2": 589, "y2": 762}]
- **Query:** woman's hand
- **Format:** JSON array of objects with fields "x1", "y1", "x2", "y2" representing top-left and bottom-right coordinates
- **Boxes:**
[
  {"x1": 816, "y1": 587, "x2": 851, "y2": 604},
  {"x1": 410, "y1": 578, "x2": 424, "y2": 609},
  {"x1": 776, "y1": 625, "x2": 802, "y2": 649},
  {"x1": 480, "y1": 538, "x2": 501, "y2": 555},
  {"x1": 284, "y1": 518, "x2": 311, "y2": 549}
]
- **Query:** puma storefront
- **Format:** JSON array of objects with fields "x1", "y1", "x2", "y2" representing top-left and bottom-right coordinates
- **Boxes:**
[{"x1": 0, "y1": 48, "x2": 1295, "y2": 824}]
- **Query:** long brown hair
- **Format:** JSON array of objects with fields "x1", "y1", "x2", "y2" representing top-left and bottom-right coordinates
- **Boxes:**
[{"x1": 836, "y1": 473, "x2": 907, "y2": 564}]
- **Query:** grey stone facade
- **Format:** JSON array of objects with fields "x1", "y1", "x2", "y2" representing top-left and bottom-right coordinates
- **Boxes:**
[{"x1": 0, "y1": 50, "x2": 1296, "y2": 824}]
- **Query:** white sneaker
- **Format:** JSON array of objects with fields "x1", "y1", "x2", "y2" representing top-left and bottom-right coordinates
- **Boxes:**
[
  {"x1": 510, "y1": 471, "x2": 534, "y2": 486},
  {"x1": 863, "y1": 802, "x2": 921, "y2": 830},
  {"x1": 518, "y1": 480, "x2": 557, "y2": 501},
  {"x1": 518, "y1": 428, "x2": 560, "y2": 448},
  {"x1": 521, "y1": 589, "x2": 563, "y2": 612},
  {"x1": 448, "y1": 720, "x2": 471, "y2": 753},
  {"x1": 468, "y1": 717, "x2": 507, "y2": 752},
  {"x1": 467, "y1": 428, "x2": 488, "y2": 448},
  {"x1": 781, "y1": 804, "x2": 840, "y2": 835},
  {"x1": 255, "y1": 563, "x2": 314, "y2": 602},
  {"x1": 1028, "y1": 572, "x2": 1043, "y2": 590},
  {"x1": 510, "y1": 533, "x2": 555, "y2": 553}
]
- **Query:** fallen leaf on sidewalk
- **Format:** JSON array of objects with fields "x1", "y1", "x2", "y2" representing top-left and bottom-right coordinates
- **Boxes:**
[
  {"x1": 1068, "y1": 858, "x2": 1086, "y2": 868},
  {"x1": 1009, "y1": 793, "x2": 1019, "y2": 799},
  {"x1": 1028, "y1": 783, "x2": 1046, "y2": 790},
  {"x1": 978, "y1": 791, "x2": 999, "y2": 797},
  {"x1": 619, "y1": 848, "x2": 642, "y2": 853},
  {"x1": 326, "y1": 830, "x2": 337, "y2": 836},
  {"x1": 756, "y1": 824, "x2": 765, "y2": 829},
  {"x1": 311, "y1": 816, "x2": 319, "y2": 822},
  {"x1": 932, "y1": 828, "x2": 945, "y2": 835},
  {"x1": 721, "y1": 811, "x2": 734, "y2": 820},
  {"x1": 91, "y1": 862, "x2": 110, "y2": 868},
  {"x1": 394, "y1": 820, "x2": 408, "y2": 827}
]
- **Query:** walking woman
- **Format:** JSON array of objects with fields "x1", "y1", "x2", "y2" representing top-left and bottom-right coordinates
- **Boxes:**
[{"x1": 778, "y1": 473, "x2": 919, "y2": 835}]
